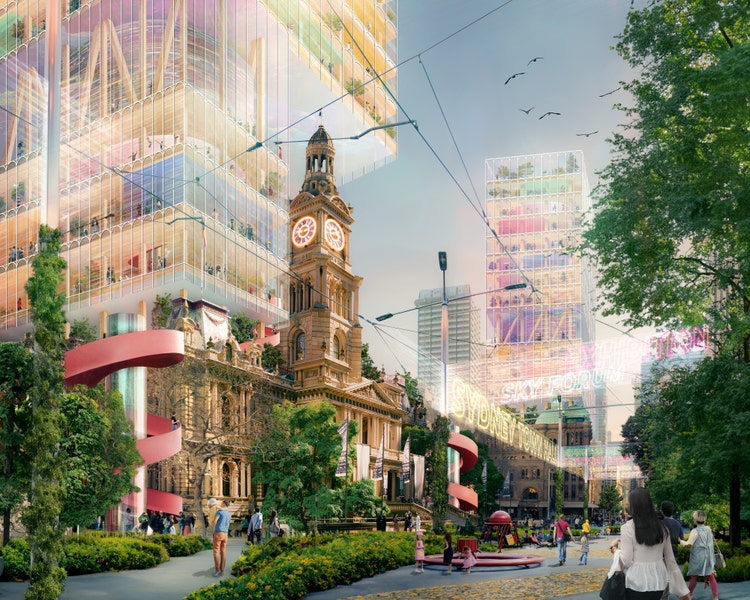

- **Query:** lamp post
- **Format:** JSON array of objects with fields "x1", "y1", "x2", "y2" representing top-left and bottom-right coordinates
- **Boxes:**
[{"x1": 438, "y1": 251, "x2": 448, "y2": 416}]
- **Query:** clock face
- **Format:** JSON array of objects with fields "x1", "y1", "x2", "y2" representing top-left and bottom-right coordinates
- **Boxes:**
[
  {"x1": 292, "y1": 215, "x2": 317, "y2": 248},
  {"x1": 324, "y1": 219, "x2": 345, "y2": 251}
]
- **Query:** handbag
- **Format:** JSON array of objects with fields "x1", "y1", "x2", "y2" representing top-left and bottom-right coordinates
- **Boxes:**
[
  {"x1": 714, "y1": 545, "x2": 726, "y2": 570},
  {"x1": 599, "y1": 570, "x2": 626, "y2": 600}
]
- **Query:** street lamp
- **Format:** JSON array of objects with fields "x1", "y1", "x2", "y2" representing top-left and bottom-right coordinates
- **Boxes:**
[{"x1": 439, "y1": 251, "x2": 448, "y2": 416}]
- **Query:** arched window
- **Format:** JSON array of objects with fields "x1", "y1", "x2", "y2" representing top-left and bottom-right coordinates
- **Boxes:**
[
  {"x1": 332, "y1": 335, "x2": 342, "y2": 360},
  {"x1": 362, "y1": 417, "x2": 369, "y2": 445},
  {"x1": 295, "y1": 332, "x2": 306, "y2": 361},
  {"x1": 222, "y1": 463, "x2": 231, "y2": 497}
]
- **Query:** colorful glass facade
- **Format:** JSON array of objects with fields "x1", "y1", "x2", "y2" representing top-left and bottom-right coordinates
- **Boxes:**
[
  {"x1": 484, "y1": 151, "x2": 596, "y2": 419},
  {"x1": 0, "y1": 0, "x2": 397, "y2": 338}
]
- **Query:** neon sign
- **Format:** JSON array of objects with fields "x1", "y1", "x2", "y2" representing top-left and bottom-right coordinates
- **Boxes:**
[{"x1": 449, "y1": 379, "x2": 557, "y2": 464}]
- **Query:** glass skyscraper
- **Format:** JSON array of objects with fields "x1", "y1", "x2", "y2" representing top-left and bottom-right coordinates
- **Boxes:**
[
  {"x1": 0, "y1": 0, "x2": 397, "y2": 339},
  {"x1": 484, "y1": 151, "x2": 599, "y2": 436}
]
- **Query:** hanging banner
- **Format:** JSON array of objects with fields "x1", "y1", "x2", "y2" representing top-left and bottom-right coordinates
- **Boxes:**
[
  {"x1": 481, "y1": 460, "x2": 488, "y2": 490},
  {"x1": 413, "y1": 454, "x2": 425, "y2": 500},
  {"x1": 372, "y1": 431, "x2": 384, "y2": 481},
  {"x1": 402, "y1": 436, "x2": 411, "y2": 484},
  {"x1": 335, "y1": 419, "x2": 348, "y2": 477},
  {"x1": 356, "y1": 443, "x2": 370, "y2": 481}
]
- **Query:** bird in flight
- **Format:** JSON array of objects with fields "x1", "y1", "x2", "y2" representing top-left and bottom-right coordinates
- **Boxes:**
[
  {"x1": 576, "y1": 130, "x2": 599, "y2": 137},
  {"x1": 527, "y1": 56, "x2": 543, "y2": 66},
  {"x1": 599, "y1": 87, "x2": 621, "y2": 97},
  {"x1": 504, "y1": 72, "x2": 525, "y2": 85},
  {"x1": 538, "y1": 111, "x2": 561, "y2": 120},
  {"x1": 519, "y1": 106, "x2": 535, "y2": 114}
]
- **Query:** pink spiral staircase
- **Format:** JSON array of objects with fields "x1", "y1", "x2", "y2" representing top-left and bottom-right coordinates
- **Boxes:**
[{"x1": 64, "y1": 329, "x2": 185, "y2": 514}]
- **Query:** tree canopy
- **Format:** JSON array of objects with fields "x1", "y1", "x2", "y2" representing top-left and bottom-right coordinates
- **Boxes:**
[{"x1": 579, "y1": 0, "x2": 750, "y2": 546}]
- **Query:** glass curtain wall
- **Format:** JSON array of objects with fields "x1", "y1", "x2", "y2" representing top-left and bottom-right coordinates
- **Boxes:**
[{"x1": 0, "y1": 0, "x2": 397, "y2": 335}]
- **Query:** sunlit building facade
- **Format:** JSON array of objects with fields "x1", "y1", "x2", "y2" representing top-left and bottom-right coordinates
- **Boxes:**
[
  {"x1": 0, "y1": 0, "x2": 398, "y2": 342},
  {"x1": 484, "y1": 151, "x2": 599, "y2": 436}
]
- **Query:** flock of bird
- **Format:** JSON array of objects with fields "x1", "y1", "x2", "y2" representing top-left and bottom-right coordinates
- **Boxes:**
[{"x1": 504, "y1": 55, "x2": 620, "y2": 138}]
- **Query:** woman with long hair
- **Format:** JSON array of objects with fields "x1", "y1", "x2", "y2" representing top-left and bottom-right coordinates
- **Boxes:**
[{"x1": 619, "y1": 488, "x2": 691, "y2": 600}]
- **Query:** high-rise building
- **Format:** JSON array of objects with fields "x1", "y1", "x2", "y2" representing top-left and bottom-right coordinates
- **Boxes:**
[
  {"x1": 0, "y1": 0, "x2": 397, "y2": 342},
  {"x1": 415, "y1": 284, "x2": 480, "y2": 397},
  {"x1": 483, "y1": 151, "x2": 600, "y2": 437}
]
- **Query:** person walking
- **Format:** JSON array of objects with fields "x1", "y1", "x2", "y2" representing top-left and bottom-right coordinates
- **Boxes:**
[
  {"x1": 268, "y1": 509, "x2": 281, "y2": 538},
  {"x1": 414, "y1": 531, "x2": 425, "y2": 573},
  {"x1": 680, "y1": 510, "x2": 718, "y2": 600},
  {"x1": 619, "y1": 487, "x2": 691, "y2": 600},
  {"x1": 578, "y1": 532, "x2": 590, "y2": 565},
  {"x1": 212, "y1": 500, "x2": 231, "y2": 577},
  {"x1": 442, "y1": 532, "x2": 454, "y2": 574},
  {"x1": 554, "y1": 513, "x2": 573, "y2": 566},
  {"x1": 248, "y1": 506, "x2": 263, "y2": 544},
  {"x1": 661, "y1": 501, "x2": 683, "y2": 560}
]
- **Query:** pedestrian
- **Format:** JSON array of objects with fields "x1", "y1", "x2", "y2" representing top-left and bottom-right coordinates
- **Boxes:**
[
  {"x1": 461, "y1": 544, "x2": 477, "y2": 573},
  {"x1": 415, "y1": 513, "x2": 421, "y2": 532},
  {"x1": 121, "y1": 507, "x2": 135, "y2": 533},
  {"x1": 207, "y1": 498, "x2": 218, "y2": 534},
  {"x1": 578, "y1": 532, "x2": 589, "y2": 565},
  {"x1": 149, "y1": 511, "x2": 164, "y2": 534},
  {"x1": 414, "y1": 531, "x2": 425, "y2": 573},
  {"x1": 392, "y1": 513, "x2": 399, "y2": 532},
  {"x1": 661, "y1": 501, "x2": 683, "y2": 560},
  {"x1": 212, "y1": 500, "x2": 231, "y2": 577},
  {"x1": 582, "y1": 518, "x2": 591, "y2": 535},
  {"x1": 171, "y1": 411, "x2": 178, "y2": 430},
  {"x1": 442, "y1": 532, "x2": 454, "y2": 574},
  {"x1": 619, "y1": 487, "x2": 691, "y2": 600},
  {"x1": 268, "y1": 509, "x2": 281, "y2": 537},
  {"x1": 680, "y1": 510, "x2": 718, "y2": 600},
  {"x1": 138, "y1": 511, "x2": 149, "y2": 533},
  {"x1": 248, "y1": 506, "x2": 262, "y2": 544},
  {"x1": 554, "y1": 513, "x2": 573, "y2": 566},
  {"x1": 404, "y1": 511, "x2": 413, "y2": 531}
]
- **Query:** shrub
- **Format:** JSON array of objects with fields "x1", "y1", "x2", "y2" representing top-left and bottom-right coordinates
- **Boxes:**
[
  {"x1": 187, "y1": 532, "x2": 442, "y2": 600},
  {"x1": 0, "y1": 538, "x2": 30, "y2": 580},
  {"x1": 150, "y1": 534, "x2": 212, "y2": 557}
]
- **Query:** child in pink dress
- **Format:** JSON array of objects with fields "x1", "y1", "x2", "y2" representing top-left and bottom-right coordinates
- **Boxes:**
[
  {"x1": 415, "y1": 531, "x2": 425, "y2": 573},
  {"x1": 461, "y1": 545, "x2": 477, "y2": 573}
]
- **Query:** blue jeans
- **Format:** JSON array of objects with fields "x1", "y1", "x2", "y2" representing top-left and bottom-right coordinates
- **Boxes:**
[{"x1": 557, "y1": 538, "x2": 567, "y2": 563}]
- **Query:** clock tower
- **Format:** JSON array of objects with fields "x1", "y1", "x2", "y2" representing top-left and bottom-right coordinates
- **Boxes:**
[{"x1": 281, "y1": 125, "x2": 363, "y2": 386}]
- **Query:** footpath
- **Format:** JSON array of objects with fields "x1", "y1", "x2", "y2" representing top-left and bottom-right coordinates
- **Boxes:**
[{"x1": 1, "y1": 536, "x2": 749, "y2": 600}]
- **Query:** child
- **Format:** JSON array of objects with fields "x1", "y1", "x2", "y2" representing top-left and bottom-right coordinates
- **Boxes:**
[
  {"x1": 607, "y1": 538, "x2": 622, "y2": 576},
  {"x1": 414, "y1": 531, "x2": 425, "y2": 573},
  {"x1": 578, "y1": 532, "x2": 590, "y2": 565},
  {"x1": 461, "y1": 545, "x2": 477, "y2": 573},
  {"x1": 442, "y1": 532, "x2": 454, "y2": 574}
]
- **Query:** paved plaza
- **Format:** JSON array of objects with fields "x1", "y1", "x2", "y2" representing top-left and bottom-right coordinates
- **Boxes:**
[{"x1": 1, "y1": 535, "x2": 748, "y2": 600}]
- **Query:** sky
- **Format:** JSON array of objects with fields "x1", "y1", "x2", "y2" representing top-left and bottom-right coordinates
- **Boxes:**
[{"x1": 333, "y1": 0, "x2": 650, "y2": 439}]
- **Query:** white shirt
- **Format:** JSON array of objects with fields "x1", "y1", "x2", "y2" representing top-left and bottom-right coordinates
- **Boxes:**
[
  {"x1": 249, "y1": 511, "x2": 263, "y2": 532},
  {"x1": 619, "y1": 519, "x2": 689, "y2": 597}
]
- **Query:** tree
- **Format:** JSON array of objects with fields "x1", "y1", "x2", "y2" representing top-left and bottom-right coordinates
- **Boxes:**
[
  {"x1": 23, "y1": 225, "x2": 68, "y2": 599},
  {"x1": 261, "y1": 342, "x2": 285, "y2": 372},
  {"x1": 554, "y1": 469, "x2": 563, "y2": 517},
  {"x1": 458, "y1": 431, "x2": 502, "y2": 520},
  {"x1": 522, "y1": 405, "x2": 539, "y2": 425},
  {"x1": 0, "y1": 343, "x2": 33, "y2": 545},
  {"x1": 360, "y1": 343, "x2": 380, "y2": 381},
  {"x1": 401, "y1": 371, "x2": 422, "y2": 408},
  {"x1": 428, "y1": 416, "x2": 450, "y2": 534},
  {"x1": 151, "y1": 293, "x2": 172, "y2": 329},
  {"x1": 67, "y1": 318, "x2": 97, "y2": 348},
  {"x1": 230, "y1": 313, "x2": 259, "y2": 344},
  {"x1": 578, "y1": 1, "x2": 750, "y2": 546},
  {"x1": 598, "y1": 484, "x2": 622, "y2": 523},
  {"x1": 251, "y1": 401, "x2": 356, "y2": 533},
  {"x1": 58, "y1": 387, "x2": 140, "y2": 528},
  {"x1": 147, "y1": 355, "x2": 262, "y2": 533}
]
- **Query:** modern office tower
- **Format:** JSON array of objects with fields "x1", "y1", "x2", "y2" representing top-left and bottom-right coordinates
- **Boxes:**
[
  {"x1": 484, "y1": 151, "x2": 599, "y2": 432},
  {"x1": 0, "y1": 0, "x2": 397, "y2": 342},
  {"x1": 416, "y1": 284, "x2": 480, "y2": 399}
]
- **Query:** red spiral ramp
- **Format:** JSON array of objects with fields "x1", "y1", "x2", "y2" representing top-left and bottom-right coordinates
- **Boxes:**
[
  {"x1": 64, "y1": 330, "x2": 185, "y2": 514},
  {"x1": 448, "y1": 431, "x2": 479, "y2": 511}
]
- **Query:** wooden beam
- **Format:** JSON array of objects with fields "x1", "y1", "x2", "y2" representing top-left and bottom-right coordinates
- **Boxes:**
[
  {"x1": 77, "y1": 21, "x2": 103, "y2": 129},
  {"x1": 104, "y1": 19, "x2": 137, "y2": 104},
  {"x1": 153, "y1": 0, "x2": 180, "y2": 93}
]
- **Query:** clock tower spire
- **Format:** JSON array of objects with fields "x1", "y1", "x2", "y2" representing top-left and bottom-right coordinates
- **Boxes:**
[{"x1": 281, "y1": 125, "x2": 363, "y2": 387}]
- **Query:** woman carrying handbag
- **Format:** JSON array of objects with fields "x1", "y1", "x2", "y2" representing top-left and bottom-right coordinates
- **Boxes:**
[
  {"x1": 619, "y1": 488, "x2": 691, "y2": 600},
  {"x1": 680, "y1": 510, "x2": 719, "y2": 600}
]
